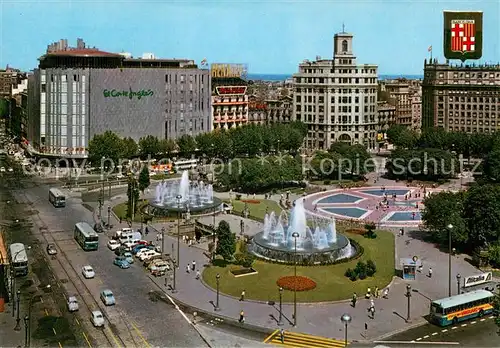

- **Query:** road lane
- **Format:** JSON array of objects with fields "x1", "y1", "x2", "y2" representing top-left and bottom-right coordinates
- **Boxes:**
[{"x1": 17, "y1": 180, "x2": 207, "y2": 347}]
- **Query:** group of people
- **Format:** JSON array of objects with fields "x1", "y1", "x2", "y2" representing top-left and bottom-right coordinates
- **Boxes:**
[
  {"x1": 186, "y1": 260, "x2": 201, "y2": 279},
  {"x1": 351, "y1": 286, "x2": 390, "y2": 320}
]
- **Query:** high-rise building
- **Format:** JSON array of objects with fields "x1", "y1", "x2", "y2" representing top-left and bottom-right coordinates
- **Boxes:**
[
  {"x1": 27, "y1": 39, "x2": 211, "y2": 157},
  {"x1": 379, "y1": 78, "x2": 422, "y2": 130},
  {"x1": 292, "y1": 32, "x2": 378, "y2": 150},
  {"x1": 422, "y1": 59, "x2": 500, "y2": 132}
]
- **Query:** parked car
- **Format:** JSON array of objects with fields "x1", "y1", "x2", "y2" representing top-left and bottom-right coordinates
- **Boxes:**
[
  {"x1": 114, "y1": 246, "x2": 127, "y2": 256},
  {"x1": 67, "y1": 296, "x2": 79, "y2": 312},
  {"x1": 132, "y1": 244, "x2": 153, "y2": 255},
  {"x1": 100, "y1": 289, "x2": 115, "y2": 306},
  {"x1": 107, "y1": 240, "x2": 121, "y2": 251},
  {"x1": 143, "y1": 254, "x2": 164, "y2": 267},
  {"x1": 91, "y1": 310, "x2": 105, "y2": 327},
  {"x1": 139, "y1": 250, "x2": 160, "y2": 262},
  {"x1": 46, "y1": 243, "x2": 57, "y2": 255},
  {"x1": 136, "y1": 248, "x2": 155, "y2": 259},
  {"x1": 123, "y1": 252, "x2": 134, "y2": 264},
  {"x1": 149, "y1": 260, "x2": 170, "y2": 276},
  {"x1": 122, "y1": 240, "x2": 139, "y2": 250},
  {"x1": 82, "y1": 265, "x2": 95, "y2": 279},
  {"x1": 113, "y1": 256, "x2": 130, "y2": 269}
]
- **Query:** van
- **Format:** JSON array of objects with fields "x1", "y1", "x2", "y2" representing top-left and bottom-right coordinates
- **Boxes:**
[
  {"x1": 114, "y1": 228, "x2": 133, "y2": 239},
  {"x1": 119, "y1": 232, "x2": 141, "y2": 245}
]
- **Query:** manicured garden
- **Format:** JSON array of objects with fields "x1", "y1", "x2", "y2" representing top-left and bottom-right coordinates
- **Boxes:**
[
  {"x1": 202, "y1": 229, "x2": 395, "y2": 302},
  {"x1": 226, "y1": 199, "x2": 283, "y2": 220}
]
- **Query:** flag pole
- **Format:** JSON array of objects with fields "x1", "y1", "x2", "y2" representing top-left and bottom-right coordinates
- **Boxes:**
[{"x1": 430, "y1": 46, "x2": 433, "y2": 62}]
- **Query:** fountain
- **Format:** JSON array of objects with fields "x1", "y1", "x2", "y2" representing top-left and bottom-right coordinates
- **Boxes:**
[
  {"x1": 148, "y1": 171, "x2": 222, "y2": 214},
  {"x1": 251, "y1": 198, "x2": 356, "y2": 265}
]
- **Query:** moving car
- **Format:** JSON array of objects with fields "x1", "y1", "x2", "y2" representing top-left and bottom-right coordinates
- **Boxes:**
[
  {"x1": 67, "y1": 296, "x2": 79, "y2": 312},
  {"x1": 123, "y1": 252, "x2": 134, "y2": 264},
  {"x1": 107, "y1": 240, "x2": 121, "y2": 251},
  {"x1": 82, "y1": 265, "x2": 95, "y2": 279},
  {"x1": 91, "y1": 310, "x2": 105, "y2": 327},
  {"x1": 100, "y1": 289, "x2": 116, "y2": 306},
  {"x1": 46, "y1": 243, "x2": 57, "y2": 255},
  {"x1": 113, "y1": 256, "x2": 130, "y2": 269}
]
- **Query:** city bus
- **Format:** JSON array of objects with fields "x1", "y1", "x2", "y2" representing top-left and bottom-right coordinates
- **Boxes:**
[
  {"x1": 49, "y1": 187, "x2": 66, "y2": 207},
  {"x1": 74, "y1": 222, "x2": 99, "y2": 251},
  {"x1": 429, "y1": 289, "x2": 495, "y2": 326},
  {"x1": 9, "y1": 243, "x2": 28, "y2": 276},
  {"x1": 173, "y1": 159, "x2": 198, "y2": 172}
]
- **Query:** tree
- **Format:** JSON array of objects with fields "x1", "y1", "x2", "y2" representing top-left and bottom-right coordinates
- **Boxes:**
[
  {"x1": 126, "y1": 175, "x2": 140, "y2": 219},
  {"x1": 386, "y1": 125, "x2": 418, "y2": 148},
  {"x1": 138, "y1": 135, "x2": 160, "y2": 158},
  {"x1": 122, "y1": 137, "x2": 138, "y2": 159},
  {"x1": 482, "y1": 146, "x2": 500, "y2": 182},
  {"x1": 159, "y1": 138, "x2": 176, "y2": 156},
  {"x1": 215, "y1": 220, "x2": 236, "y2": 261},
  {"x1": 138, "y1": 166, "x2": 150, "y2": 194},
  {"x1": 88, "y1": 131, "x2": 124, "y2": 170},
  {"x1": 176, "y1": 134, "x2": 197, "y2": 154},
  {"x1": 0, "y1": 98, "x2": 8, "y2": 118}
]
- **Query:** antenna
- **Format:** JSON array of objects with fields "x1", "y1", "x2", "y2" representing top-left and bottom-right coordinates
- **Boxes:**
[{"x1": 342, "y1": 23, "x2": 345, "y2": 33}]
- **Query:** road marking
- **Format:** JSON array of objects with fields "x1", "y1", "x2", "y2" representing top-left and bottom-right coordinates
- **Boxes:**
[
  {"x1": 441, "y1": 329, "x2": 448, "y2": 332},
  {"x1": 470, "y1": 321, "x2": 476, "y2": 324},
  {"x1": 82, "y1": 332, "x2": 92, "y2": 348},
  {"x1": 432, "y1": 332, "x2": 438, "y2": 336},
  {"x1": 451, "y1": 326, "x2": 458, "y2": 330},
  {"x1": 480, "y1": 318, "x2": 486, "y2": 322},
  {"x1": 107, "y1": 327, "x2": 122, "y2": 348},
  {"x1": 264, "y1": 329, "x2": 279, "y2": 343},
  {"x1": 461, "y1": 324, "x2": 467, "y2": 327},
  {"x1": 416, "y1": 338, "x2": 422, "y2": 341},
  {"x1": 75, "y1": 318, "x2": 80, "y2": 326},
  {"x1": 423, "y1": 335, "x2": 430, "y2": 339},
  {"x1": 40, "y1": 297, "x2": 44, "y2": 304},
  {"x1": 52, "y1": 327, "x2": 57, "y2": 336},
  {"x1": 130, "y1": 321, "x2": 151, "y2": 347},
  {"x1": 58, "y1": 342, "x2": 63, "y2": 348},
  {"x1": 97, "y1": 278, "x2": 103, "y2": 285},
  {"x1": 44, "y1": 309, "x2": 49, "y2": 316}
]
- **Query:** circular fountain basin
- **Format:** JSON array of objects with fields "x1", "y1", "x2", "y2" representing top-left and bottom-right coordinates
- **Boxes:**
[
  {"x1": 148, "y1": 196, "x2": 223, "y2": 215},
  {"x1": 250, "y1": 231, "x2": 356, "y2": 265}
]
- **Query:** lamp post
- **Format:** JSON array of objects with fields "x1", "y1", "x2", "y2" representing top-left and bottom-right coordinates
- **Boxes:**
[
  {"x1": 107, "y1": 205, "x2": 111, "y2": 229},
  {"x1": 456, "y1": 274, "x2": 461, "y2": 295},
  {"x1": 14, "y1": 289, "x2": 21, "y2": 330},
  {"x1": 10, "y1": 269, "x2": 15, "y2": 317},
  {"x1": 24, "y1": 315, "x2": 29, "y2": 347},
  {"x1": 447, "y1": 223, "x2": 453, "y2": 297},
  {"x1": 278, "y1": 287, "x2": 283, "y2": 326},
  {"x1": 340, "y1": 313, "x2": 352, "y2": 347},
  {"x1": 292, "y1": 231, "x2": 299, "y2": 327},
  {"x1": 161, "y1": 227, "x2": 166, "y2": 257},
  {"x1": 406, "y1": 284, "x2": 412, "y2": 323},
  {"x1": 171, "y1": 258, "x2": 177, "y2": 293},
  {"x1": 176, "y1": 194, "x2": 182, "y2": 269},
  {"x1": 212, "y1": 207, "x2": 217, "y2": 263},
  {"x1": 215, "y1": 273, "x2": 220, "y2": 311}
]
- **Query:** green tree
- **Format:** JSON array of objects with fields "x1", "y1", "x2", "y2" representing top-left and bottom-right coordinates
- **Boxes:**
[
  {"x1": 195, "y1": 132, "x2": 216, "y2": 157},
  {"x1": 212, "y1": 129, "x2": 233, "y2": 160},
  {"x1": 215, "y1": 220, "x2": 236, "y2": 261},
  {"x1": 126, "y1": 175, "x2": 140, "y2": 219},
  {"x1": 0, "y1": 98, "x2": 8, "y2": 118},
  {"x1": 88, "y1": 131, "x2": 124, "y2": 169},
  {"x1": 138, "y1": 165, "x2": 150, "y2": 194},
  {"x1": 386, "y1": 124, "x2": 418, "y2": 148},
  {"x1": 159, "y1": 138, "x2": 176, "y2": 156},
  {"x1": 122, "y1": 137, "x2": 138, "y2": 159},
  {"x1": 482, "y1": 146, "x2": 500, "y2": 182},
  {"x1": 176, "y1": 134, "x2": 197, "y2": 154},
  {"x1": 138, "y1": 135, "x2": 160, "y2": 158}
]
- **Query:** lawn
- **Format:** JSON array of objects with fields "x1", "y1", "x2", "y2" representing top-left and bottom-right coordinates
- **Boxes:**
[
  {"x1": 112, "y1": 201, "x2": 149, "y2": 222},
  {"x1": 203, "y1": 230, "x2": 395, "y2": 303},
  {"x1": 227, "y1": 199, "x2": 283, "y2": 220}
]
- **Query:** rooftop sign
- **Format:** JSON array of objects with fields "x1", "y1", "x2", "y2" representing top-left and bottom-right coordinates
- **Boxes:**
[
  {"x1": 216, "y1": 86, "x2": 247, "y2": 95},
  {"x1": 103, "y1": 88, "x2": 154, "y2": 100},
  {"x1": 211, "y1": 63, "x2": 247, "y2": 79}
]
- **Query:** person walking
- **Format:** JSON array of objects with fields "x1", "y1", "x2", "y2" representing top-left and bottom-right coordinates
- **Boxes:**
[
  {"x1": 370, "y1": 298, "x2": 375, "y2": 309},
  {"x1": 352, "y1": 292, "x2": 357, "y2": 308},
  {"x1": 240, "y1": 290, "x2": 246, "y2": 301},
  {"x1": 186, "y1": 264, "x2": 190, "y2": 273},
  {"x1": 239, "y1": 310, "x2": 245, "y2": 323},
  {"x1": 145, "y1": 226, "x2": 149, "y2": 235},
  {"x1": 383, "y1": 288, "x2": 389, "y2": 299},
  {"x1": 280, "y1": 329, "x2": 285, "y2": 344},
  {"x1": 370, "y1": 305, "x2": 375, "y2": 319},
  {"x1": 366, "y1": 287, "x2": 371, "y2": 299},
  {"x1": 428, "y1": 267, "x2": 433, "y2": 278},
  {"x1": 195, "y1": 270, "x2": 200, "y2": 280},
  {"x1": 374, "y1": 286, "x2": 379, "y2": 298},
  {"x1": 192, "y1": 260, "x2": 196, "y2": 271}
]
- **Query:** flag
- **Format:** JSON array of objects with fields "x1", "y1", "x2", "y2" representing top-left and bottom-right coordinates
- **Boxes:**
[
  {"x1": 428, "y1": 45, "x2": 432, "y2": 52},
  {"x1": 201, "y1": 58, "x2": 207, "y2": 66}
]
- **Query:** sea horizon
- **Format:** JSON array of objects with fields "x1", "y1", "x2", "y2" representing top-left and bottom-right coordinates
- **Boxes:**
[{"x1": 248, "y1": 73, "x2": 424, "y2": 82}]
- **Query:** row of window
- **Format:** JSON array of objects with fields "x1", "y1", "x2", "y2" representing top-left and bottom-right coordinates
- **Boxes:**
[
  {"x1": 439, "y1": 72, "x2": 500, "y2": 79},
  {"x1": 449, "y1": 104, "x2": 496, "y2": 111},
  {"x1": 165, "y1": 74, "x2": 206, "y2": 84},
  {"x1": 445, "y1": 96, "x2": 500, "y2": 103},
  {"x1": 446, "y1": 111, "x2": 497, "y2": 119},
  {"x1": 300, "y1": 68, "x2": 376, "y2": 74},
  {"x1": 449, "y1": 119, "x2": 496, "y2": 126},
  {"x1": 296, "y1": 77, "x2": 377, "y2": 84},
  {"x1": 295, "y1": 88, "x2": 377, "y2": 94},
  {"x1": 296, "y1": 95, "x2": 376, "y2": 104},
  {"x1": 296, "y1": 104, "x2": 376, "y2": 113},
  {"x1": 306, "y1": 129, "x2": 376, "y2": 136}
]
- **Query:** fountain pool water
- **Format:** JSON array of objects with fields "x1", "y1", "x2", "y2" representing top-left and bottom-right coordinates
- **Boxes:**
[{"x1": 251, "y1": 198, "x2": 356, "y2": 265}]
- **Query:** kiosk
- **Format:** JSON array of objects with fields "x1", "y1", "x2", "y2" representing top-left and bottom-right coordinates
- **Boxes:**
[{"x1": 400, "y1": 257, "x2": 421, "y2": 280}]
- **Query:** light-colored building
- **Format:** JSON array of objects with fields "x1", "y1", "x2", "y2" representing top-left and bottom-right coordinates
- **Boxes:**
[
  {"x1": 266, "y1": 95, "x2": 292, "y2": 124},
  {"x1": 248, "y1": 95, "x2": 267, "y2": 125},
  {"x1": 211, "y1": 79, "x2": 249, "y2": 130},
  {"x1": 411, "y1": 92, "x2": 422, "y2": 131},
  {"x1": 377, "y1": 101, "x2": 396, "y2": 135},
  {"x1": 422, "y1": 59, "x2": 500, "y2": 133},
  {"x1": 292, "y1": 32, "x2": 378, "y2": 150}
]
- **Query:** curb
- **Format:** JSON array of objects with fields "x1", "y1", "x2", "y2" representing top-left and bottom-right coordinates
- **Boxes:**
[{"x1": 371, "y1": 319, "x2": 428, "y2": 341}]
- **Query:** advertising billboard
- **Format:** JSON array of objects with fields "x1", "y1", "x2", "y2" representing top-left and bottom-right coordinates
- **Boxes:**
[{"x1": 211, "y1": 63, "x2": 247, "y2": 79}]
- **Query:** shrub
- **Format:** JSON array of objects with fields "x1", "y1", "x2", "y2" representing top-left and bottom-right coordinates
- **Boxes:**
[
  {"x1": 354, "y1": 261, "x2": 367, "y2": 275},
  {"x1": 235, "y1": 194, "x2": 242, "y2": 200},
  {"x1": 358, "y1": 272, "x2": 367, "y2": 280},
  {"x1": 349, "y1": 274, "x2": 358, "y2": 281},
  {"x1": 344, "y1": 268, "x2": 354, "y2": 278},
  {"x1": 346, "y1": 228, "x2": 367, "y2": 235},
  {"x1": 277, "y1": 276, "x2": 317, "y2": 291},
  {"x1": 323, "y1": 180, "x2": 331, "y2": 185},
  {"x1": 241, "y1": 253, "x2": 255, "y2": 268},
  {"x1": 364, "y1": 222, "x2": 377, "y2": 239},
  {"x1": 366, "y1": 259, "x2": 377, "y2": 276}
]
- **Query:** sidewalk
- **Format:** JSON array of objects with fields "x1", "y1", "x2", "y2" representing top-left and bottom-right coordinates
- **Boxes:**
[{"x1": 0, "y1": 301, "x2": 25, "y2": 347}]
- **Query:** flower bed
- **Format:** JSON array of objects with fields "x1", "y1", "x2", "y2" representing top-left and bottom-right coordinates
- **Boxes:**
[
  {"x1": 240, "y1": 199, "x2": 261, "y2": 204},
  {"x1": 345, "y1": 228, "x2": 366, "y2": 235},
  {"x1": 276, "y1": 276, "x2": 317, "y2": 291}
]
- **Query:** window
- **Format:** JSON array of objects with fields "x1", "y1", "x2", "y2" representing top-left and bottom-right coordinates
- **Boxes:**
[{"x1": 342, "y1": 40, "x2": 348, "y2": 52}]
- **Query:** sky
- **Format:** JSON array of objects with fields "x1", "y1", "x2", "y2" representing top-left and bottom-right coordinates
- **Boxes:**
[{"x1": 0, "y1": 0, "x2": 499, "y2": 75}]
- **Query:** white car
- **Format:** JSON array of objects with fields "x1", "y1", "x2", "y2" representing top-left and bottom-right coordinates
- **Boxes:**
[
  {"x1": 139, "y1": 251, "x2": 160, "y2": 262},
  {"x1": 82, "y1": 265, "x2": 95, "y2": 279},
  {"x1": 91, "y1": 310, "x2": 105, "y2": 327},
  {"x1": 7, "y1": 167, "x2": 13, "y2": 172},
  {"x1": 136, "y1": 248, "x2": 153, "y2": 258},
  {"x1": 116, "y1": 173, "x2": 124, "y2": 179},
  {"x1": 107, "y1": 240, "x2": 121, "y2": 251},
  {"x1": 122, "y1": 240, "x2": 138, "y2": 250},
  {"x1": 0, "y1": 167, "x2": 5, "y2": 172},
  {"x1": 67, "y1": 296, "x2": 79, "y2": 312}
]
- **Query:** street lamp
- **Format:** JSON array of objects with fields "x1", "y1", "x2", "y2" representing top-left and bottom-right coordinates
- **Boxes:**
[
  {"x1": 215, "y1": 273, "x2": 221, "y2": 311},
  {"x1": 447, "y1": 223, "x2": 453, "y2": 297},
  {"x1": 406, "y1": 284, "x2": 412, "y2": 322},
  {"x1": 456, "y1": 274, "x2": 461, "y2": 295},
  {"x1": 278, "y1": 287, "x2": 283, "y2": 326},
  {"x1": 24, "y1": 315, "x2": 29, "y2": 347},
  {"x1": 212, "y1": 206, "x2": 217, "y2": 263},
  {"x1": 340, "y1": 313, "x2": 352, "y2": 347},
  {"x1": 14, "y1": 289, "x2": 21, "y2": 330},
  {"x1": 176, "y1": 195, "x2": 182, "y2": 269},
  {"x1": 107, "y1": 205, "x2": 111, "y2": 229},
  {"x1": 292, "y1": 231, "x2": 299, "y2": 327},
  {"x1": 171, "y1": 258, "x2": 177, "y2": 293}
]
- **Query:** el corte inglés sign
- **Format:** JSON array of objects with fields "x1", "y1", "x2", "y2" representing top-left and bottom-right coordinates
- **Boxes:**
[{"x1": 103, "y1": 88, "x2": 154, "y2": 100}]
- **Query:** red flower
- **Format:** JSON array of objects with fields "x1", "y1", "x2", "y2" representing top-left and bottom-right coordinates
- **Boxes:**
[{"x1": 277, "y1": 276, "x2": 317, "y2": 292}]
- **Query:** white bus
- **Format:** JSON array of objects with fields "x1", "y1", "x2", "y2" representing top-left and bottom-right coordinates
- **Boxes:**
[
  {"x1": 9, "y1": 243, "x2": 28, "y2": 276},
  {"x1": 74, "y1": 222, "x2": 99, "y2": 251},
  {"x1": 173, "y1": 159, "x2": 198, "y2": 172},
  {"x1": 49, "y1": 188, "x2": 66, "y2": 207}
]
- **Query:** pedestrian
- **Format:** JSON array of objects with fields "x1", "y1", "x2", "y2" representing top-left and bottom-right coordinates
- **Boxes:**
[
  {"x1": 239, "y1": 310, "x2": 245, "y2": 323},
  {"x1": 186, "y1": 264, "x2": 190, "y2": 273},
  {"x1": 196, "y1": 270, "x2": 200, "y2": 279},
  {"x1": 383, "y1": 288, "x2": 389, "y2": 299},
  {"x1": 370, "y1": 298, "x2": 375, "y2": 309},
  {"x1": 280, "y1": 329, "x2": 285, "y2": 343},
  {"x1": 119, "y1": 217, "x2": 122, "y2": 224},
  {"x1": 145, "y1": 226, "x2": 149, "y2": 235},
  {"x1": 352, "y1": 292, "x2": 357, "y2": 308},
  {"x1": 192, "y1": 260, "x2": 196, "y2": 271},
  {"x1": 374, "y1": 286, "x2": 379, "y2": 298},
  {"x1": 418, "y1": 264, "x2": 423, "y2": 273},
  {"x1": 428, "y1": 267, "x2": 433, "y2": 278},
  {"x1": 370, "y1": 306, "x2": 375, "y2": 319},
  {"x1": 240, "y1": 290, "x2": 245, "y2": 301},
  {"x1": 366, "y1": 287, "x2": 371, "y2": 299},
  {"x1": 401, "y1": 228, "x2": 404, "y2": 236}
]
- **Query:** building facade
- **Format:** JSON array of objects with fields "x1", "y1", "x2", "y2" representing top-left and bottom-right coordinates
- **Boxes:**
[
  {"x1": 211, "y1": 77, "x2": 249, "y2": 130},
  {"x1": 27, "y1": 39, "x2": 211, "y2": 157},
  {"x1": 422, "y1": 59, "x2": 500, "y2": 133},
  {"x1": 248, "y1": 96, "x2": 267, "y2": 125},
  {"x1": 292, "y1": 32, "x2": 378, "y2": 150},
  {"x1": 411, "y1": 92, "x2": 422, "y2": 131},
  {"x1": 376, "y1": 101, "x2": 397, "y2": 134},
  {"x1": 266, "y1": 95, "x2": 292, "y2": 124}
]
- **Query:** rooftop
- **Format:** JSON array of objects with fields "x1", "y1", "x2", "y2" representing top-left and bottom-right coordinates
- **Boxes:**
[{"x1": 45, "y1": 48, "x2": 122, "y2": 58}]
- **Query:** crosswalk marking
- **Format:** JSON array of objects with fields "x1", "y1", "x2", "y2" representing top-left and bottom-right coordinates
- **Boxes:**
[{"x1": 265, "y1": 330, "x2": 346, "y2": 347}]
